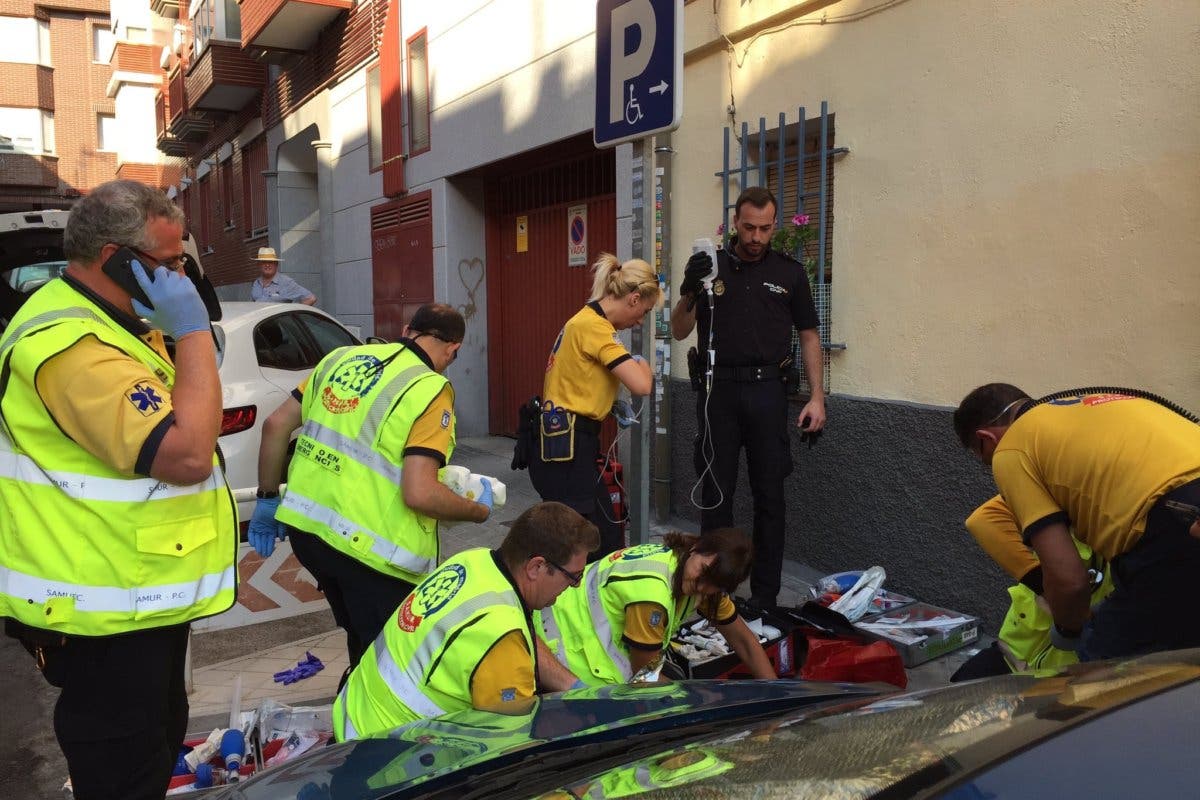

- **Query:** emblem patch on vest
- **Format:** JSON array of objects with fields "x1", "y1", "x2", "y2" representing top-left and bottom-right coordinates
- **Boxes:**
[
  {"x1": 441, "y1": 410, "x2": 451, "y2": 429},
  {"x1": 609, "y1": 543, "x2": 668, "y2": 562},
  {"x1": 398, "y1": 563, "x2": 467, "y2": 632},
  {"x1": 126, "y1": 383, "x2": 164, "y2": 415},
  {"x1": 322, "y1": 354, "x2": 385, "y2": 414},
  {"x1": 649, "y1": 610, "x2": 664, "y2": 627},
  {"x1": 500, "y1": 687, "x2": 517, "y2": 702}
]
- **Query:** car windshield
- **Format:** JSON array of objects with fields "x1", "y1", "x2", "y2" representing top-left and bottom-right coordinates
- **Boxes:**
[{"x1": 449, "y1": 654, "x2": 1199, "y2": 800}]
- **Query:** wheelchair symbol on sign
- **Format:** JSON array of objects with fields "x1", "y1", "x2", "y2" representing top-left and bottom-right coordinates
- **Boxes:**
[{"x1": 625, "y1": 84, "x2": 643, "y2": 125}]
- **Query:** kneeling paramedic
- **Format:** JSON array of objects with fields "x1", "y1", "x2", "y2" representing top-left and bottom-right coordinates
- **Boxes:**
[
  {"x1": 536, "y1": 529, "x2": 777, "y2": 685},
  {"x1": 333, "y1": 501, "x2": 599, "y2": 740}
]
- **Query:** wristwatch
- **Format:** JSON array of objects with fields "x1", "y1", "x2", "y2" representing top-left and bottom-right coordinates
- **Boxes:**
[{"x1": 256, "y1": 489, "x2": 279, "y2": 499}]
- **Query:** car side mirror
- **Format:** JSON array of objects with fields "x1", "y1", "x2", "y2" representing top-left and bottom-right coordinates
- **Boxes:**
[{"x1": 365, "y1": 335, "x2": 389, "y2": 344}]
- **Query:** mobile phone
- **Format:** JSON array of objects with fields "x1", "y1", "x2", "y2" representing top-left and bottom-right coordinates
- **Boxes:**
[{"x1": 101, "y1": 246, "x2": 155, "y2": 310}]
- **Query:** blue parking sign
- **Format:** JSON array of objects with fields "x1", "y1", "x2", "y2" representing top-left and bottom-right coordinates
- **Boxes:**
[{"x1": 594, "y1": 0, "x2": 683, "y2": 148}]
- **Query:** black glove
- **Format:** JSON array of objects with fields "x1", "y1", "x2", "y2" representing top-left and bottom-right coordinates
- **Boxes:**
[{"x1": 679, "y1": 251, "x2": 713, "y2": 298}]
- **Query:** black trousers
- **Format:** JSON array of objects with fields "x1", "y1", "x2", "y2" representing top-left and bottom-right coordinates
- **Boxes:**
[
  {"x1": 528, "y1": 423, "x2": 625, "y2": 560},
  {"x1": 37, "y1": 623, "x2": 190, "y2": 800},
  {"x1": 1080, "y1": 477, "x2": 1200, "y2": 661},
  {"x1": 289, "y1": 528, "x2": 415, "y2": 669},
  {"x1": 695, "y1": 378, "x2": 793, "y2": 604}
]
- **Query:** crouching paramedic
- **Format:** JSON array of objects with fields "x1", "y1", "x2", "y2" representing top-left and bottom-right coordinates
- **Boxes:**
[
  {"x1": 333, "y1": 501, "x2": 599, "y2": 740},
  {"x1": 952, "y1": 496, "x2": 1112, "y2": 680},
  {"x1": 535, "y1": 529, "x2": 777, "y2": 686}
]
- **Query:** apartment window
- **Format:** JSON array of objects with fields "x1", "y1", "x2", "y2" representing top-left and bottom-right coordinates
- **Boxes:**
[
  {"x1": 241, "y1": 137, "x2": 268, "y2": 237},
  {"x1": 197, "y1": 174, "x2": 212, "y2": 250},
  {"x1": 221, "y1": 158, "x2": 234, "y2": 229},
  {"x1": 93, "y1": 25, "x2": 115, "y2": 62},
  {"x1": 192, "y1": 0, "x2": 214, "y2": 57},
  {"x1": 125, "y1": 26, "x2": 149, "y2": 44},
  {"x1": 367, "y1": 64, "x2": 383, "y2": 171},
  {"x1": 406, "y1": 30, "x2": 430, "y2": 155},
  {"x1": 0, "y1": 17, "x2": 48, "y2": 65},
  {"x1": 0, "y1": 107, "x2": 53, "y2": 154},
  {"x1": 223, "y1": 0, "x2": 240, "y2": 41},
  {"x1": 97, "y1": 114, "x2": 117, "y2": 152}
]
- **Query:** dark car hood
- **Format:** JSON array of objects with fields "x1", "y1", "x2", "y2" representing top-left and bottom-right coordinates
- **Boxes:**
[{"x1": 210, "y1": 679, "x2": 888, "y2": 800}]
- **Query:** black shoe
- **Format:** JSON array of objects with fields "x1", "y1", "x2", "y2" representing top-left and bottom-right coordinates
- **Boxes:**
[{"x1": 739, "y1": 595, "x2": 775, "y2": 621}]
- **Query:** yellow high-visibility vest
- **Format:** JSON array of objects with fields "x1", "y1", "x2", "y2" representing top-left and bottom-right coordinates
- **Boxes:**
[
  {"x1": 276, "y1": 342, "x2": 453, "y2": 584},
  {"x1": 0, "y1": 280, "x2": 237, "y2": 635}
]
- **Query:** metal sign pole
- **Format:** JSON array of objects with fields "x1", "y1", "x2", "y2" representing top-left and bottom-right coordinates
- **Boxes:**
[{"x1": 629, "y1": 136, "x2": 655, "y2": 544}]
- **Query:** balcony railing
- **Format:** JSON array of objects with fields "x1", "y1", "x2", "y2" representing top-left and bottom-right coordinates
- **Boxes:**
[
  {"x1": 185, "y1": 40, "x2": 266, "y2": 112},
  {"x1": 237, "y1": 0, "x2": 351, "y2": 54},
  {"x1": 166, "y1": 66, "x2": 214, "y2": 142},
  {"x1": 155, "y1": 90, "x2": 189, "y2": 156}
]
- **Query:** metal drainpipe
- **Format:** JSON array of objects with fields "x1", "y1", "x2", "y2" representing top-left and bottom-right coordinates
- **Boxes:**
[{"x1": 652, "y1": 137, "x2": 674, "y2": 524}]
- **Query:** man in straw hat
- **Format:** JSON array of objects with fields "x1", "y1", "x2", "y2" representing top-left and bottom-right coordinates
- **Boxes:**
[{"x1": 249, "y1": 246, "x2": 316, "y2": 305}]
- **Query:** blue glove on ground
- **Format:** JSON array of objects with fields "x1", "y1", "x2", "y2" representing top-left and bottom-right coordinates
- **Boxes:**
[
  {"x1": 130, "y1": 260, "x2": 211, "y2": 339},
  {"x1": 273, "y1": 651, "x2": 325, "y2": 685},
  {"x1": 248, "y1": 496, "x2": 286, "y2": 558},
  {"x1": 476, "y1": 478, "x2": 494, "y2": 515}
]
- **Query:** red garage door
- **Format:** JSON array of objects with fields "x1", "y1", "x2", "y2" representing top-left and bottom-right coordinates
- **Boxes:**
[
  {"x1": 371, "y1": 191, "x2": 433, "y2": 341},
  {"x1": 486, "y1": 148, "x2": 616, "y2": 436}
]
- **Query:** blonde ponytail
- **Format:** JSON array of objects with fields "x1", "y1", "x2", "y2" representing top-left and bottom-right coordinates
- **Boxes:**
[{"x1": 588, "y1": 252, "x2": 662, "y2": 306}]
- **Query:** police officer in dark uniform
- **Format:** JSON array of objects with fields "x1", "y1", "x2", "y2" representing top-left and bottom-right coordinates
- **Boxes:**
[{"x1": 671, "y1": 186, "x2": 826, "y2": 612}]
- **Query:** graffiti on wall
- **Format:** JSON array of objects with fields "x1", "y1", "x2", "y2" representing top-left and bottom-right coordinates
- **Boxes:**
[{"x1": 457, "y1": 257, "x2": 484, "y2": 320}]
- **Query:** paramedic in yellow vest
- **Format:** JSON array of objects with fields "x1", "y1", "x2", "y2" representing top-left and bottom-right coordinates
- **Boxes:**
[
  {"x1": 950, "y1": 496, "x2": 1113, "y2": 681},
  {"x1": 251, "y1": 303, "x2": 493, "y2": 670},
  {"x1": 0, "y1": 180, "x2": 237, "y2": 800},
  {"x1": 334, "y1": 501, "x2": 599, "y2": 740},
  {"x1": 536, "y1": 529, "x2": 777, "y2": 686},
  {"x1": 529, "y1": 253, "x2": 661, "y2": 558},
  {"x1": 955, "y1": 383, "x2": 1200, "y2": 660}
]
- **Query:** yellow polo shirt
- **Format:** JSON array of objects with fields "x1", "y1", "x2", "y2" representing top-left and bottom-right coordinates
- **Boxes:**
[
  {"x1": 992, "y1": 394, "x2": 1200, "y2": 560},
  {"x1": 542, "y1": 302, "x2": 631, "y2": 422}
]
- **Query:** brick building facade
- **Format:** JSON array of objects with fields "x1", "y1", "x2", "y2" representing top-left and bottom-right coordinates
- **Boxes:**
[{"x1": 0, "y1": 0, "x2": 116, "y2": 211}]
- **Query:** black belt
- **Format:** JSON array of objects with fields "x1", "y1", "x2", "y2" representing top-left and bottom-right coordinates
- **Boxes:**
[
  {"x1": 572, "y1": 414, "x2": 602, "y2": 434},
  {"x1": 712, "y1": 364, "x2": 783, "y2": 382}
]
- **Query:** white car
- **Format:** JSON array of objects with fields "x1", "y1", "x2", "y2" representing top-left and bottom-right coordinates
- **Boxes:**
[
  {"x1": 1, "y1": 210, "x2": 367, "y2": 530},
  {"x1": 213, "y1": 301, "x2": 363, "y2": 525}
]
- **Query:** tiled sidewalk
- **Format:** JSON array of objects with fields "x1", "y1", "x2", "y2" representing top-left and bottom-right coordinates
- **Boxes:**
[{"x1": 189, "y1": 629, "x2": 347, "y2": 719}]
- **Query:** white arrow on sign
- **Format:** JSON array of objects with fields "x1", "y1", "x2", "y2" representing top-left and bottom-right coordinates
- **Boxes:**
[{"x1": 648, "y1": 80, "x2": 668, "y2": 95}]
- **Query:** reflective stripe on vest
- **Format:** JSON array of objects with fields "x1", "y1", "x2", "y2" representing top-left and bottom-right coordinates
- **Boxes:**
[
  {"x1": 281, "y1": 488, "x2": 435, "y2": 576},
  {"x1": 293, "y1": 420, "x2": 403, "y2": 486},
  {"x1": 539, "y1": 605, "x2": 572, "y2": 670},
  {"x1": 372, "y1": 589, "x2": 517, "y2": 715},
  {"x1": 335, "y1": 687, "x2": 358, "y2": 740},
  {"x1": 581, "y1": 564, "x2": 632, "y2": 679},
  {"x1": 0, "y1": 563, "x2": 236, "y2": 615},
  {"x1": 0, "y1": 438, "x2": 222, "y2": 502}
]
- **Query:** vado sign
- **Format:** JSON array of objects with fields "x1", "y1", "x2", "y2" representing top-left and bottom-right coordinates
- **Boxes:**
[
  {"x1": 594, "y1": 0, "x2": 683, "y2": 148},
  {"x1": 568, "y1": 204, "x2": 588, "y2": 267}
]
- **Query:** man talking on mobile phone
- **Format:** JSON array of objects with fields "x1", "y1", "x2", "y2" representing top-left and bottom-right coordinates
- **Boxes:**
[{"x1": 0, "y1": 180, "x2": 237, "y2": 800}]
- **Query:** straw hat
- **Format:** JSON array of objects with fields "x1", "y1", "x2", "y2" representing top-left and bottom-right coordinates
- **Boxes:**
[{"x1": 254, "y1": 246, "x2": 283, "y2": 262}]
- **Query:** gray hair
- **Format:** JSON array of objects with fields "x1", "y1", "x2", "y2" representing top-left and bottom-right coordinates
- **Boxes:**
[{"x1": 63, "y1": 180, "x2": 185, "y2": 263}]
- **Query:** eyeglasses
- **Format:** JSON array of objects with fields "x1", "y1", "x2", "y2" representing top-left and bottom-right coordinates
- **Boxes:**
[
  {"x1": 411, "y1": 330, "x2": 461, "y2": 361},
  {"x1": 118, "y1": 244, "x2": 187, "y2": 272},
  {"x1": 543, "y1": 556, "x2": 583, "y2": 587}
]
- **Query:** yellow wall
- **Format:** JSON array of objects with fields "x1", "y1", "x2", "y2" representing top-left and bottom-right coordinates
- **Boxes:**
[{"x1": 671, "y1": 0, "x2": 1200, "y2": 408}]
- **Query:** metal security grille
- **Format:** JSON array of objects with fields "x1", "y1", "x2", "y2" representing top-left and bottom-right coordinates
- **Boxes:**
[{"x1": 716, "y1": 101, "x2": 847, "y2": 395}]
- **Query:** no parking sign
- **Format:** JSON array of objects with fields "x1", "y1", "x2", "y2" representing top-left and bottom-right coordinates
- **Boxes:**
[{"x1": 568, "y1": 204, "x2": 587, "y2": 267}]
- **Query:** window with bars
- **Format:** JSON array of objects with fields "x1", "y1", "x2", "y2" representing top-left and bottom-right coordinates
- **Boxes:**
[
  {"x1": 197, "y1": 174, "x2": 212, "y2": 250},
  {"x1": 717, "y1": 105, "x2": 846, "y2": 396},
  {"x1": 221, "y1": 158, "x2": 234, "y2": 229},
  {"x1": 406, "y1": 30, "x2": 430, "y2": 156},
  {"x1": 367, "y1": 63, "x2": 383, "y2": 171},
  {"x1": 241, "y1": 136, "x2": 268, "y2": 238}
]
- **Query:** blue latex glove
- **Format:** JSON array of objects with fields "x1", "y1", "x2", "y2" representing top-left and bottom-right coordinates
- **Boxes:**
[
  {"x1": 612, "y1": 398, "x2": 637, "y2": 428},
  {"x1": 476, "y1": 478, "x2": 494, "y2": 515},
  {"x1": 130, "y1": 260, "x2": 211, "y2": 339},
  {"x1": 248, "y1": 496, "x2": 286, "y2": 558}
]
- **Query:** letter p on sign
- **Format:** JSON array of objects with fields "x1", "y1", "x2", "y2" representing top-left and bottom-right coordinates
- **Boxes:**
[{"x1": 609, "y1": 0, "x2": 655, "y2": 124}]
